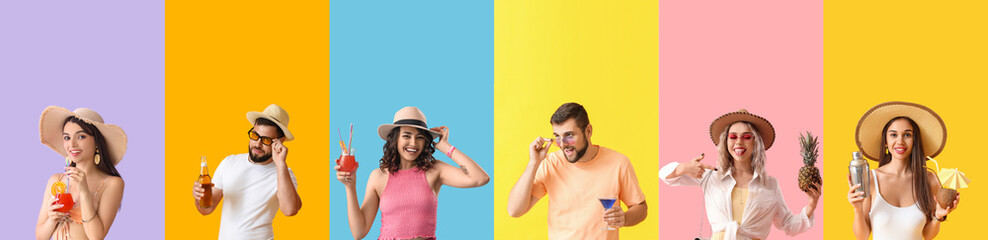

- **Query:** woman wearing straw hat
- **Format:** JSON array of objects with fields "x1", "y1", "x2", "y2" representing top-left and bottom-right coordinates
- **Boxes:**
[
  {"x1": 335, "y1": 107, "x2": 490, "y2": 240},
  {"x1": 659, "y1": 109, "x2": 821, "y2": 240},
  {"x1": 847, "y1": 101, "x2": 960, "y2": 240},
  {"x1": 35, "y1": 106, "x2": 126, "y2": 240}
]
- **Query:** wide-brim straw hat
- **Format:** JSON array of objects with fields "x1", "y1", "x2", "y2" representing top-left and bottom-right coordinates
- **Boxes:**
[
  {"x1": 39, "y1": 106, "x2": 127, "y2": 165},
  {"x1": 246, "y1": 104, "x2": 294, "y2": 141},
  {"x1": 709, "y1": 109, "x2": 776, "y2": 150},
  {"x1": 855, "y1": 101, "x2": 946, "y2": 160},
  {"x1": 377, "y1": 106, "x2": 440, "y2": 140}
]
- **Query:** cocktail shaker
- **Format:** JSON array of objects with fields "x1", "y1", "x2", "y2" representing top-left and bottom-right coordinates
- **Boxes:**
[{"x1": 849, "y1": 151, "x2": 870, "y2": 195}]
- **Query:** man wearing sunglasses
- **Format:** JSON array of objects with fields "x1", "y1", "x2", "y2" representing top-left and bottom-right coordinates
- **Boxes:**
[
  {"x1": 507, "y1": 102, "x2": 647, "y2": 240},
  {"x1": 192, "y1": 104, "x2": 302, "y2": 240}
]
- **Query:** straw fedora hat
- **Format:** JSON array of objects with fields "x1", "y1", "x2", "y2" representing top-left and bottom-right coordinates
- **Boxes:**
[
  {"x1": 855, "y1": 101, "x2": 946, "y2": 160},
  {"x1": 377, "y1": 106, "x2": 441, "y2": 140},
  {"x1": 39, "y1": 106, "x2": 128, "y2": 166},
  {"x1": 709, "y1": 109, "x2": 776, "y2": 150},
  {"x1": 246, "y1": 104, "x2": 294, "y2": 141}
]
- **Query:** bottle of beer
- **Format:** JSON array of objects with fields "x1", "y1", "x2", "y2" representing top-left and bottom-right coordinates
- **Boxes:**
[{"x1": 198, "y1": 156, "x2": 213, "y2": 208}]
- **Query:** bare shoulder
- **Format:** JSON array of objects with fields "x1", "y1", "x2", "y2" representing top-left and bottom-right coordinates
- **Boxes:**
[
  {"x1": 426, "y1": 160, "x2": 450, "y2": 184},
  {"x1": 106, "y1": 176, "x2": 125, "y2": 191},
  {"x1": 369, "y1": 168, "x2": 385, "y2": 177},
  {"x1": 43, "y1": 173, "x2": 61, "y2": 192},
  {"x1": 47, "y1": 173, "x2": 61, "y2": 183},
  {"x1": 367, "y1": 168, "x2": 387, "y2": 189}
]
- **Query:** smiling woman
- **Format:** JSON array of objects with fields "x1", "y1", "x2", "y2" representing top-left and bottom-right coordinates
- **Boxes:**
[
  {"x1": 36, "y1": 106, "x2": 126, "y2": 240},
  {"x1": 379, "y1": 126, "x2": 438, "y2": 173},
  {"x1": 848, "y1": 101, "x2": 957, "y2": 240},
  {"x1": 659, "y1": 109, "x2": 821, "y2": 240},
  {"x1": 335, "y1": 106, "x2": 490, "y2": 240}
]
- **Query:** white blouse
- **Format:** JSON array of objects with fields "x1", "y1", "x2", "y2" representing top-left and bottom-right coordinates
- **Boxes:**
[{"x1": 660, "y1": 162, "x2": 814, "y2": 240}]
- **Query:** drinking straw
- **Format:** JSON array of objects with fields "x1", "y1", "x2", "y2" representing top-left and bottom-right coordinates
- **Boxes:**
[
  {"x1": 339, "y1": 128, "x2": 347, "y2": 154},
  {"x1": 348, "y1": 124, "x2": 354, "y2": 154}
]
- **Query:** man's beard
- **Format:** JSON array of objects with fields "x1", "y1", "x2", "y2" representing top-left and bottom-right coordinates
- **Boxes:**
[
  {"x1": 249, "y1": 147, "x2": 272, "y2": 163},
  {"x1": 564, "y1": 138, "x2": 589, "y2": 163}
]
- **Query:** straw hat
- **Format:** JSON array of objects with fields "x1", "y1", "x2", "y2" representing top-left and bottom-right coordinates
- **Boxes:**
[
  {"x1": 246, "y1": 104, "x2": 294, "y2": 141},
  {"x1": 855, "y1": 101, "x2": 946, "y2": 160},
  {"x1": 39, "y1": 106, "x2": 127, "y2": 165},
  {"x1": 709, "y1": 109, "x2": 776, "y2": 150},
  {"x1": 377, "y1": 106, "x2": 440, "y2": 140}
]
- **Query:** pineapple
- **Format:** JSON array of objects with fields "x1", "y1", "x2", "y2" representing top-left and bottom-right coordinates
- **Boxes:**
[{"x1": 798, "y1": 131, "x2": 822, "y2": 192}]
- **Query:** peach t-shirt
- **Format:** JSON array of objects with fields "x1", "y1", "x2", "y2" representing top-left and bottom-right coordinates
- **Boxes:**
[{"x1": 532, "y1": 145, "x2": 646, "y2": 240}]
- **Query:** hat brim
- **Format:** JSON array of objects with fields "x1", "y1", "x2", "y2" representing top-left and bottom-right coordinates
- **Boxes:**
[
  {"x1": 247, "y1": 112, "x2": 294, "y2": 141},
  {"x1": 39, "y1": 106, "x2": 128, "y2": 166},
  {"x1": 855, "y1": 101, "x2": 946, "y2": 161},
  {"x1": 709, "y1": 111, "x2": 776, "y2": 150},
  {"x1": 377, "y1": 124, "x2": 441, "y2": 141}
]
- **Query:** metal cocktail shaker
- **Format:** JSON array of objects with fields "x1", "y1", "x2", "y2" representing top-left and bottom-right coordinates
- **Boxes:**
[{"x1": 849, "y1": 151, "x2": 871, "y2": 196}]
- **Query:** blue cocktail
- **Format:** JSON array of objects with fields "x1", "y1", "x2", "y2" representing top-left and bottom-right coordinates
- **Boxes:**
[
  {"x1": 599, "y1": 198, "x2": 616, "y2": 209},
  {"x1": 599, "y1": 197, "x2": 618, "y2": 230}
]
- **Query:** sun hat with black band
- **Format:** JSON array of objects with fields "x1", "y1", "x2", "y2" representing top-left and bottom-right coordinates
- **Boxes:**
[
  {"x1": 40, "y1": 106, "x2": 128, "y2": 166},
  {"x1": 377, "y1": 106, "x2": 441, "y2": 140},
  {"x1": 246, "y1": 104, "x2": 294, "y2": 141},
  {"x1": 709, "y1": 109, "x2": 776, "y2": 150},
  {"x1": 855, "y1": 101, "x2": 946, "y2": 161}
]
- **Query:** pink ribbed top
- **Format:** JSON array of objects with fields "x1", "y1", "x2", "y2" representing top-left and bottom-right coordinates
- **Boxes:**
[{"x1": 379, "y1": 168, "x2": 437, "y2": 240}]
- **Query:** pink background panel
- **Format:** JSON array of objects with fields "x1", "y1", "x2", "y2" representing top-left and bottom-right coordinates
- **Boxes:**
[{"x1": 659, "y1": 0, "x2": 823, "y2": 239}]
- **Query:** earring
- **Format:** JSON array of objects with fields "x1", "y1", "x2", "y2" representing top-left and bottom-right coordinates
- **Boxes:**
[
  {"x1": 885, "y1": 148, "x2": 889, "y2": 155},
  {"x1": 94, "y1": 148, "x2": 101, "y2": 165}
]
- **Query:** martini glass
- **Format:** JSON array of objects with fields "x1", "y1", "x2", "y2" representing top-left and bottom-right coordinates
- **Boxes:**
[{"x1": 598, "y1": 196, "x2": 618, "y2": 230}]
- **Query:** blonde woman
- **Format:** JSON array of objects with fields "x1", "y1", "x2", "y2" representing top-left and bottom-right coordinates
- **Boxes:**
[{"x1": 660, "y1": 109, "x2": 820, "y2": 240}]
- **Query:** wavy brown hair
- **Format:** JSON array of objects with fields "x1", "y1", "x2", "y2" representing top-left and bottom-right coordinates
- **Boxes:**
[
  {"x1": 878, "y1": 117, "x2": 935, "y2": 221},
  {"x1": 379, "y1": 127, "x2": 436, "y2": 174}
]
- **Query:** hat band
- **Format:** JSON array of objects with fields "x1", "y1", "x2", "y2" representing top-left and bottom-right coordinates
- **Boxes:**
[{"x1": 393, "y1": 119, "x2": 428, "y2": 129}]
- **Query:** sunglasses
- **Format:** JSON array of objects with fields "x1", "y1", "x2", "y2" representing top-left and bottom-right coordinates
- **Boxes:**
[
  {"x1": 554, "y1": 134, "x2": 578, "y2": 147},
  {"x1": 248, "y1": 128, "x2": 276, "y2": 146}
]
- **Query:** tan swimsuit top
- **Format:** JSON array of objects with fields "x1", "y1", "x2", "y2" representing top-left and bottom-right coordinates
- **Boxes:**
[{"x1": 54, "y1": 174, "x2": 112, "y2": 240}]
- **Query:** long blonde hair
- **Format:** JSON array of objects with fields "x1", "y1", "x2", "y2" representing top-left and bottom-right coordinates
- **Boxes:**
[{"x1": 716, "y1": 121, "x2": 767, "y2": 178}]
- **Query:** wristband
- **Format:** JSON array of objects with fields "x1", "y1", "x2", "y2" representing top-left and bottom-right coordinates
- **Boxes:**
[{"x1": 446, "y1": 146, "x2": 456, "y2": 158}]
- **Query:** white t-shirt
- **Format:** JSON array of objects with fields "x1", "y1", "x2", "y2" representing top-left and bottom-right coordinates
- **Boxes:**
[{"x1": 213, "y1": 153, "x2": 297, "y2": 240}]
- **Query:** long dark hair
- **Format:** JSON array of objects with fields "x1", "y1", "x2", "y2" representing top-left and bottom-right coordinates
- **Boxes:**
[
  {"x1": 878, "y1": 117, "x2": 932, "y2": 221},
  {"x1": 379, "y1": 127, "x2": 436, "y2": 174},
  {"x1": 64, "y1": 117, "x2": 122, "y2": 177}
]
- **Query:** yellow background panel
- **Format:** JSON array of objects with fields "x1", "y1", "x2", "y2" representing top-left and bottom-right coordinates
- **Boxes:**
[
  {"x1": 164, "y1": 0, "x2": 329, "y2": 238},
  {"x1": 493, "y1": 0, "x2": 658, "y2": 238},
  {"x1": 823, "y1": 1, "x2": 987, "y2": 238}
]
